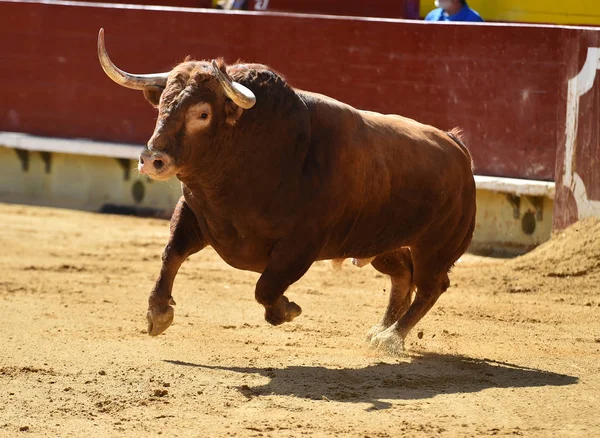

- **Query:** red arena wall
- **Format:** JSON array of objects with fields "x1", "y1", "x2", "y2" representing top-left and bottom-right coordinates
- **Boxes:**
[{"x1": 0, "y1": 0, "x2": 595, "y2": 194}]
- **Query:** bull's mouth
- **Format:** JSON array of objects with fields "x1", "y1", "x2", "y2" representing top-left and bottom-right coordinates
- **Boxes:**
[{"x1": 139, "y1": 166, "x2": 177, "y2": 181}]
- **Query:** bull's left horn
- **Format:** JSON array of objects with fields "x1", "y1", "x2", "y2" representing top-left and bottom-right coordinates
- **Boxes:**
[
  {"x1": 211, "y1": 60, "x2": 256, "y2": 109},
  {"x1": 98, "y1": 28, "x2": 170, "y2": 90}
]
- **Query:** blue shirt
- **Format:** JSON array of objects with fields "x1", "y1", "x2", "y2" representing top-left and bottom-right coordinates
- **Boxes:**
[{"x1": 425, "y1": 4, "x2": 484, "y2": 22}]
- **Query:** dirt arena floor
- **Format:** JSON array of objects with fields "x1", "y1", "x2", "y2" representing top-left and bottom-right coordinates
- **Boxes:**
[{"x1": 1, "y1": 202, "x2": 599, "y2": 437}]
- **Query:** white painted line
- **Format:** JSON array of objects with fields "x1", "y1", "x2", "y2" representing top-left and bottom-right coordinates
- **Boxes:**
[
  {"x1": 0, "y1": 132, "x2": 141, "y2": 160},
  {"x1": 563, "y1": 47, "x2": 600, "y2": 219}
]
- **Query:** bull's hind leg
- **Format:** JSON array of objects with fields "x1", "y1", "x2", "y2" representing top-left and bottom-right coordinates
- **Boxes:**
[
  {"x1": 365, "y1": 249, "x2": 414, "y2": 342},
  {"x1": 370, "y1": 214, "x2": 475, "y2": 355},
  {"x1": 369, "y1": 257, "x2": 449, "y2": 356},
  {"x1": 147, "y1": 197, "x2": 205, "y2": 336}
]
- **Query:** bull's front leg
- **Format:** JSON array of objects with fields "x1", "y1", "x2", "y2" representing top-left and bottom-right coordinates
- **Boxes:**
[
  {"x1": 147, "y1": 197, "x2": 205, "y2": 336},
  {"x1": 255, "y1": 235, "x2": 321, "y2": 326}
]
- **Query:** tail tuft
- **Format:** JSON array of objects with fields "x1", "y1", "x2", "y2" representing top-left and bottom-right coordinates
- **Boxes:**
[
  {"x1": 447, "y1": 127, "x2": 473, "y2": 170},
  {"x1": 447, "y1": 127, "x2": 466, "y2": 146}
]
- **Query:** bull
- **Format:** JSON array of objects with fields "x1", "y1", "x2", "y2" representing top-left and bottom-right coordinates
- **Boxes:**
[{"x1": 98, "y1": 29, "x2": 476, "y2": 355}]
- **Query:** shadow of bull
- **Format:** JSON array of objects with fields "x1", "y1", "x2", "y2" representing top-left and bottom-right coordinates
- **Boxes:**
[{"x1": 164, "y1": 353, "x2": 578, "y2": 410}]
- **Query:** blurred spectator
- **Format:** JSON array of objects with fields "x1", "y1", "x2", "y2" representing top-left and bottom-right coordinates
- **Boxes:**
[
  {"x1": 425, "y1": 0, "x2": 483, "y2": 22},
  {"x1": 215, "y1": 0, "x2": 247, "y2": 9}
]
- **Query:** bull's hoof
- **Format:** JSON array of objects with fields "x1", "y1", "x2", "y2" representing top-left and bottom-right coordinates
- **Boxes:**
[
  {"x1": 264, "y1": 296, "x2": 302, "y2": 326},
  {"x1": 285, "y1": 298, "x2": 302, "y2": 321},
  {"x1": 147, "y1": 304, "x2": 175, "y2": 336},
  {"x1": 365, "y1": 323, "x2": 387, "y2": 342},
  {"x1": 369, "y1": 323, "x2": 407, "y2": 356}
]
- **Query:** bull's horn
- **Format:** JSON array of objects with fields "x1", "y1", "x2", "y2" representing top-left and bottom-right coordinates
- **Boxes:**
[
  {"x1": 211, "y1": 60, "x2": 256, "y2": 109},
  {"x1": 98, "y1": 28, "x2": 170, "y2": 90}
]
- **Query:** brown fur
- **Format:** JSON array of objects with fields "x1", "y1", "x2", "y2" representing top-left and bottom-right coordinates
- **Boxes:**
[{"x1": 140, "y1": 59, "x2": 476, "y2": 347}]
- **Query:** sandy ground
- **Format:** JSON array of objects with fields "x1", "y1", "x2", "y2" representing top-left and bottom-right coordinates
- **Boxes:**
[{"x1": 0, "y1": 202, "x2": 599, "y2": 437}]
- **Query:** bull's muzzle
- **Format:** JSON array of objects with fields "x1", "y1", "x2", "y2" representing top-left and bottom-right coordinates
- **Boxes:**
[{"x1": 138, "y1": 150, "x2": 171, "y2": 178}]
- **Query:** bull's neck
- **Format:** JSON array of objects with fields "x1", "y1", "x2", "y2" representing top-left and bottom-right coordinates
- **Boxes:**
[
  {"x1": 177, "y1": 135, "x2": 242, "y2": 189},
  {"x1": 176, "y1": 144, "x2": 262, "y2": 216}
]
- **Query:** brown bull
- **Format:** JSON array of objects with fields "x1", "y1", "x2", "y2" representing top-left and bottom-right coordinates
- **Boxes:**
[{"x1": 98, "y1": 29, "x2": 476, "y2": 355}]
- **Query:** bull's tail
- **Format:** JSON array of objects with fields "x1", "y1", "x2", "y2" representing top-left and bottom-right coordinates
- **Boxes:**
[
  {"x1": 446, "y1": 127, "x2": 477, "y2": 269},
  {"x1": 447, "y1": 127, "x2": 474, "y2": 170}
]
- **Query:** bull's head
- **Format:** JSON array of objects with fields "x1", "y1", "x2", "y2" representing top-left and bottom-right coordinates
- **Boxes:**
[{"x1": 97, "y1": 29, "x2": 256, "y2": 181}]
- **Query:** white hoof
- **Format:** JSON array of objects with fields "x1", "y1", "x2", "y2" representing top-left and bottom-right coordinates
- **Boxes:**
[
  {"x1": 365, "y1": 323, "x2": 387, "y2": 342},
  {"x1": 352, "y1": 257, "x2": 375, "y2": 268},
  {"x1": 369, "y1": 323, "x2": 406, "y2": 356}
]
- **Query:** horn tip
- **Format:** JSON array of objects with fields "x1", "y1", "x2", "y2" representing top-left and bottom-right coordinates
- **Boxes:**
[{"x1": 98, "y1": 28, "x2": 105, "y2": 48}]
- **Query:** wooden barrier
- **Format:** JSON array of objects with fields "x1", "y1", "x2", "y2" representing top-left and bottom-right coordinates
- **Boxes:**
[{"x1": 1, "y1": 0, "x2": 567, "y2": 181}]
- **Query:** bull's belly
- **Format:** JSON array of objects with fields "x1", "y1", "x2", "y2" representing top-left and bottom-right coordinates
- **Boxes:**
[
  {"x1": 208, "y1": 237, "x2": 272, "y2": 274},
  {"x1": 211, "y1": 247, "x2": 269, "y2": 273},
  {"x1": 318, "y1": 214, "x2": 425, "y2": 260},
  {"x1": 199, "y1": 198, "x2": 443, "y2": 272},
  {"x1": 206, "y1": 216, "x2": 422, "y2": 272},
  {"x1": 317, "y1": 236, "x2": 411, "y2": 261}
]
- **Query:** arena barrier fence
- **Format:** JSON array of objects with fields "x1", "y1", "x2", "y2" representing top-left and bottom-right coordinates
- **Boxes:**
[{"x1": 1, "y1": 0, "x2": 598, "y2": 250}]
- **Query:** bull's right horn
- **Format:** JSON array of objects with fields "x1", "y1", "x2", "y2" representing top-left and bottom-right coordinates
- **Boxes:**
[
  {"x1": 98, "y1": 28, "x2": 170, "y2": 90},
  {"x1": 211, "y1": 60, "x2": 256, "y2": 109}
]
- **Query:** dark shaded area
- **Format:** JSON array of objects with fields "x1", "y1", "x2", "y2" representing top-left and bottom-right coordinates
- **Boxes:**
[
  {"x1": 99, "y1": 204, "x2": 171, "y2": 219},
  {"x1": 165, "y1": 353, "x2": 578, "y2": 410}
]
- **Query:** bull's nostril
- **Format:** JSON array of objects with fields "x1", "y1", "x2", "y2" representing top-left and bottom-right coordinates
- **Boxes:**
[
  {"x1": 153, "y1": 159, "x2": 164, "y2": 170},
  {"x1": 139, "y1": 156, "x2": 145, "y2": 165}
]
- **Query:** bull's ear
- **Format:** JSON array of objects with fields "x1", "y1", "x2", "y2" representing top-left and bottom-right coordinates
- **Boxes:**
[
  {"x1": 225, "y1": 99, "x2": 244, "y2": 126},
  {"x1": 143, "y1": 86, "x2": 165, "y2": 107}
]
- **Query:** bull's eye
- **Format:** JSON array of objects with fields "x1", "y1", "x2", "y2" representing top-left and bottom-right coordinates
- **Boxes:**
[{"x1": 186, "y1": 103, "x2": 212, "y2": 130}]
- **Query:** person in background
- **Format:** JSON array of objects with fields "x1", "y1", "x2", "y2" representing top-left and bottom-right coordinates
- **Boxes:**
[
  {"x1": 215, "y1": 0, "x2": 247, "y2": 9},
  {"x1": 425, "y1": 0, "x2": 484, "y2": 22}
]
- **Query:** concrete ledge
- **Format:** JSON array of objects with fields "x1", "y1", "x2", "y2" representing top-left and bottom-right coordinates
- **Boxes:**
[
  {"x1": 0, "y1": 131, "x2": 140, "y2": 160},
  {"x1": 0, "y1": 140, "x2": 181, "y2": 215},
  {"x1": 474, "y1": 175, "x2": 555, "y2": 199}
]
